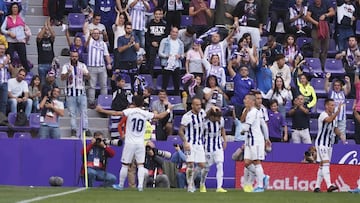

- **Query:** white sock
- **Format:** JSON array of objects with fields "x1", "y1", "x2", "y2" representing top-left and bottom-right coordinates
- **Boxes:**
[
  {"x1": 244, "y1": 167, "x2": 250, "y2": 186},
  {"x1": 200, "y1": 166, "x2": 209, "y2": 186},
  {"x1": 322, "y1": 164, "x2": 331, "y2": 188},
  {"x1": 137, "y1": 165, "x2": 146, "y2": 189},
  {"x1": 255, "y1": 164, "x2": 264, "y2": 188},
  {"x1": 216, "y1": 162, "x2": 224, "y2": 189},
  {"x1": 315, "y1": 166, "x2": 323, "y2": 188},
  {"x1": 186, "y1": 165, "x2": 194, "y2": 188},
  {"x1": 119, "y1": 165, "x2": 128, "y2": 188}
]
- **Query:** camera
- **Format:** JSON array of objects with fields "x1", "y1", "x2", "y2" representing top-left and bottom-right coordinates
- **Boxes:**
[
  {"x1": 211, "y1": 90, "x2": 218, "y2": 104},
  {"x1": 146, "y1": 146, "x2": 171, "y2": 159},
  {"x1": 96, "y1": 138, "x2": 123, "y2": 146}
]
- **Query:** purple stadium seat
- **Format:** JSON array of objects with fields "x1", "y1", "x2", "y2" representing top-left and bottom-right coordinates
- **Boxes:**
[
  {"x1": 8, "y1": 112, "x2": 31, "y2": 131},
  {"x1": 310, "y1": 78, "x2": 327, "y2": 98},
  {"x1": 68, "y1": 13, "x2": 85, "y2": 32},
  {"x1": 309, "y1": 118, "x2": 318, "y2": 137},
  {"x1": 303, "y1": 58, "x2": 323, "y2": 76},
  {"x1": 98, "y1": 95, "x2": 113, "y2": 110},
  {"x1": 13, "y1": 132, "x2": 32, "y2": 139},
  {"x1": 168, "y1": 96, "x2": 181, "y2": 104},
  {"x1": 346, "y1": 120, "x2": 355, "y2": 139},
  {"x1": 167, "y1": 135, "x2": 181, "y2": 142},
  {"x1": 345, "y1": 99, "x2": 355, "y2": 116},
  {"x1": 180, "y1": 15, "x2": 193, "y2": 28},
  {"x1": 296, "y1": 37, "x2": 312, "y2": 50},
  {"x1": 315, "y1": 98, "x2": 326, "y2": 114},
  {"x1": 29, "y1": 113, "x2": 41, "y2": 131},
  {"x1": 156, "y1": 75, "x2": 174, "y2": 92},
  {"x1": 224, "y1": 116, "x2": 234, "y2": 134},
  {"x1": 65, "y1": 0, "x2": 73, "y2": 9},
  {"x1": 356, "y1": 20, "x2": 360, "y2": 35},
  {"x1": 0, "y1": 131, "x2": 8, "y2": 139},
  {"x1": 260, "y1": 36, "x2": 268, "y2": 48},
  {"x1": 324, "y1": 58, "x2": 345, "y2": 76},
  {"x1": 25, "y1": 72, "x2": 33, "y2": 85},
  {"x1": 173, "y1": 115, "x2": 182, "y2": 134},
  {"x1": 327, "y1": 39, "x2": 337, "y2": 58}
]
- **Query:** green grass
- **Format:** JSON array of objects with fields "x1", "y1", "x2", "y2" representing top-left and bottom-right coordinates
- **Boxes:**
[{"x1": 1, "y1": 186, "x2": 359, "y2": 203}]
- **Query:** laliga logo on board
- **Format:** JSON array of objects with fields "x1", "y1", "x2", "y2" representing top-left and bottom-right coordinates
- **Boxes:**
[
  {"x1": 338, "y1": 151, "x2": 360, "y2": 165},
  {"x1": 241, "y1": 176, "x2": 317, "y2": 191}
]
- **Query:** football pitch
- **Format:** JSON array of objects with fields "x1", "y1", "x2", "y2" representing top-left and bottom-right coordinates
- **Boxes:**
[{"x1": 1, "y1": 186, "x2": 359, "y2": 203}]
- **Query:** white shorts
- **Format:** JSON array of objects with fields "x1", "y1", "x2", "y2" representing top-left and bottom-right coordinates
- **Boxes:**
[
  {"x1": 205, "y1": 150, "x2": 224, "y2": 166},
  {"x1": 185, "y1": 144, "x2": 206, "y2": 163},
  {"x1": 121, "y1": 143, "x2": 145, "y2": 164},
  {"x1": 316, "y1": 146, "x2": 333, "y2": 162},
  {"x1": 244, "y1": 144, "x2": 265, "y2": 161}
]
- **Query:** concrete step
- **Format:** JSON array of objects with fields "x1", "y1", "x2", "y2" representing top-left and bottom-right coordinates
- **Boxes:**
[
  {"x1": 27, "y1": 5, "x2": 44, "y2": 16},
  {"x1": 60, "y1": 127, "x2": 110, "y2": 138},
  {"x1": 62, "y1": 108, "x2": 108, "y2": 118},
  {"x1": 59, "y1": 117, "x2": 109, "y2": 129},
  {"x1": 29, "y1": 25, "x2": 68, "y2": 36},
  {"x1": 28, "y1": 0, "x2": 43, "y2": 7},
  {"x1": 26, "y1": 15, "x2": 49, "y2": 26}
]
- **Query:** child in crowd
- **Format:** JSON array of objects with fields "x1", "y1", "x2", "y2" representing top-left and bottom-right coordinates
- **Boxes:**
[
  {"x1": 267, "y1": 100, "x2": 288, "y2": 142},
  {"x1": 28, "y1": 75, "x2": 41, "y2": 113}
]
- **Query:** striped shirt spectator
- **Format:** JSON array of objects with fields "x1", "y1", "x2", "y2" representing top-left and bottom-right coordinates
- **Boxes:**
[
  {"x1": 87, "y1": 37, "x2": 109, "y2": 67},
  {"x1": 128, "y1": 0, "x2": 150, "y2": 48},
  {"x1": 289, "y1": 4, "x2": 308, "y2": 28},
  {"x1": 61, "y1": 61, "x2": 88, "y2": 97}
]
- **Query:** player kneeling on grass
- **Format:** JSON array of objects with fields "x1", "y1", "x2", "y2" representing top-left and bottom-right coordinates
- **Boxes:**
[
  {"x1": 314, "y1": 98, "x2": 347, "y2": 193},
  {"x1": 241, "y1": 94, "x2": 269, "y2": 193},
  {"x1": 96, "y1": 95, "x2": 172, "y2": 192},
  {"x1": 199, "y1": 107, "x2": 228, "y2": 192}
]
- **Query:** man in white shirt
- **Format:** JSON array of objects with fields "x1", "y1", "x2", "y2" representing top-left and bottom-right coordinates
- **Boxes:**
[{"x1": 8, "y1": 69, "x2": 33, "y2": 118}]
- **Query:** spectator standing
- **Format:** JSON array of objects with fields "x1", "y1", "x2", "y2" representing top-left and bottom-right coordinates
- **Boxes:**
[
  {"x1": 185, "y1": 41, "x2": 205, "y2": 79},
  {"x1": 7, "y1": 68, "x2": 32, "y2": 118},
  {"x1": 0, "y1": 42, "x2": 10, "y2": 115},
  {"x1": 270, "y1": 54, "x2": 292, "y2": 90},
  {"x1": 117, "y1": 22, "x2": 140, "y2": 91},
  {"x1": 37, "y1": 19, "x2": 55, "y2": 83},
  {"x1": 1, "y1": 2, "x2": 31, "y2": 71},
  {"x1": 255, "y1": 55, "x2": 272, "y2": 95},
  {"x1": 269, "y1": 0, "x2": 289, "y2": 36},
  {"x1": 289, "y1": 0, "x2": 311, "y2": 37},
  {"x1": 0, "y1": 0, "x2": 8, "y2": 26},
  {"x1": 288, "y1": 94, "x2": 312, "y2": 144},
  {"x1": 112, "y1": 9, "x2": 130, "y2": 71},
  {"x1": 178, "y1": 26, "x2": 196, "y2": 53},
  {"x1": 84, "y1": 13, "x2": 108, "y2": 42},
  {"x1": 189, "y1": 0, "x2": 212, "y2": 37},
  {"x1": 204, "y1": 31, "x2": 234, "y2": 69},
  {"x1": 38, "y1": 87, "x2": 64, "y2": 139},
  {"x1": 203, "y1": 54, "x2": 226, "y2": 89},
  {"x1": 128, "y1": 0, "x2": 150, "y2": 48},
  {"x1": 81, "y1": 131, "x2": 117, "y2": 187},
  {"x1": 214, "y1": 0, "x2": 235, "y2": 38},
  {"x1": 85, "y1": 28, "x2": 112, "y2": 108},
  {"x1": 159, "y1": 0, "x2": 184, "y2": 31},
  {"x1": 354, "y1": 70, "x2": 360, "y2": 144},
  {"x1": 146, "y1": 8, "x2": 167, "y2": 76},
  {"x1": 267, "y1": 100, "x2": 288, "y2": 142},
  {"x1": 336, "y1": 0, "x2": 355, "y2": 52},
  {"x1": 203, "y1": 75, "x2": 228, "y2": 111},
  {"x1": 306, "y1": 0, "x2": 335, "y2": 68},
  {"x1": 296, "y1": 74, "x2": 317, "y2": 109},
  {"x1": 232, "y1": 0, "x2": 263, "y2": 48},
  {"x1": 48, "y1": 0, "x2": 65, "y2": 26},
  {"x1": 60, "y1": 51, "x2": 91, "y2": 137},
  {"x1": 325, "y1": 73, "x2": 351, "y2": 142},
  {"x1": 158, "y1": 27, "x2": 184, "y2": 95}
]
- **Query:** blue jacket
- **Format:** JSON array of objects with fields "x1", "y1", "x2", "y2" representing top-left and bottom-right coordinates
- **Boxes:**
[{"x1": 158, "y1": 36, "x2": 184, "y2": 68}]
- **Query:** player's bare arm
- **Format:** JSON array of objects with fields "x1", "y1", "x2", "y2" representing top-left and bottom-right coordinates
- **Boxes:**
[{"x1": 95, "y1": 105, "x2": 124, "y2": 116}]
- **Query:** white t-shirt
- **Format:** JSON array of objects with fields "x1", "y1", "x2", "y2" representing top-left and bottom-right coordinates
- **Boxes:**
[
  {"x1": 7, "y1": 78, "x2": 28, "y2": 97},
  {"x1": 123, "y1": 107, "x2": 154, "y2": 144},
  {"x1": 112, "y1": 24, "x2": 125, "y2": 49},
  {"x1": 243, "y1": 107, "x2": 264, "y2": 145}
]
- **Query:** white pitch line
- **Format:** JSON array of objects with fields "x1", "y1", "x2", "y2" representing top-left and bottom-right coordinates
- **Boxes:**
[{"x1": 16, "y1": 187, "x2": 87, "y2": 203}]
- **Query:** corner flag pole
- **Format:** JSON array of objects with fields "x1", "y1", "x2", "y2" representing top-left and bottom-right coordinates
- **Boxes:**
[{"x1": 81, "y1": 114, "x2": 89, "y2": 188}]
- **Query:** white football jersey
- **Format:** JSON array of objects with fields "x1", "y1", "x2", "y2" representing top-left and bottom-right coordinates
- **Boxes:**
[
  {"x1": 244, "y1": 107, "x2": 264, "y2": 146},
  {"x1": 203, "y1": 117, "x2": 224, "y2": 152},
  {"x1": 181, "y1": 109, "x2": 206, "y2": 146},
  {"x1": 123, "y1": 108, "x2": 154, "y2": 144},
  {"x1": 315, "y1": 111, "x2": 337, "y2": 147}
]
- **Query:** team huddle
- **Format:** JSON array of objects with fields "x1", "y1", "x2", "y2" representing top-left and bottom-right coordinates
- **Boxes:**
[{"x1": 96, "y1": 91, "x2": 349, "y2": 193}]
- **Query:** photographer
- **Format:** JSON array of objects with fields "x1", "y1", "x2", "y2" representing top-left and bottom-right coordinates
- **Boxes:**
[
  {"x1": 302, "y1": 146, "x2": 317, "y2": 164},
  {"x1": 144, "y1": 141, "x2": 171, "y2": 188},
  {"x1": 81, "y1": 131, "x2": 116, "y2": 187},
  {"x1": 38, "y1": 87, "x2": 64, "y2": 139}
]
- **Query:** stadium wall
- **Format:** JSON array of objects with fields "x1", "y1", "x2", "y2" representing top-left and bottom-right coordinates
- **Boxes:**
[{"x1": 0, "y1": 139, "x2": 359, "y2": 188}]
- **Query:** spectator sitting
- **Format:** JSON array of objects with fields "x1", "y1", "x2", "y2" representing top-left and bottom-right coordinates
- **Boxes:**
[
  {"x1": 28, "y1": 75, "x2": 41, "y2": 113},
  {"x1": 81, "y1": 131, "x2": 117, "y2": 187},
  {"x1": 283, "y1": 34, "x2": 299, "y2": 70},
  {"x1": 255, "y1": 55, "x2": 272, "y2": 95},
  {"x1": 267, "y1": 100, "x2": 288, "y2": 142},
  {"x1": 182, "y1": 74, "x2": 204, "y2": 111},
  {"x1": 144, "y1": 141, "x2": 171, "y2": 188},
  {"x1": 203, "y1": 75, "x2": 228, "y2": 111},
  {"x1": 38, "y1": 87, "x2": 64, "y2": 139},
  {"x1": 7, "y1": 68, "x2": 32, "y2": 118},
  {"x1": 0, "y1": 42, "x2": 10, "y2": 115},
  {"x1": 151, "y1": 89, "x2": 173, "y2": 140},
  {"x1": 41, "y1": 70, "x2": 57, "y2": 101},
  {"x1": 202, "y1": 54, "x2": 226, "y2": 89}
]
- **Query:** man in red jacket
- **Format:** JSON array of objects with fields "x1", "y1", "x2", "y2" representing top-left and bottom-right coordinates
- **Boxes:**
[{"x1": 82, "y1": 131, "x2": 116, "y2": 187}]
